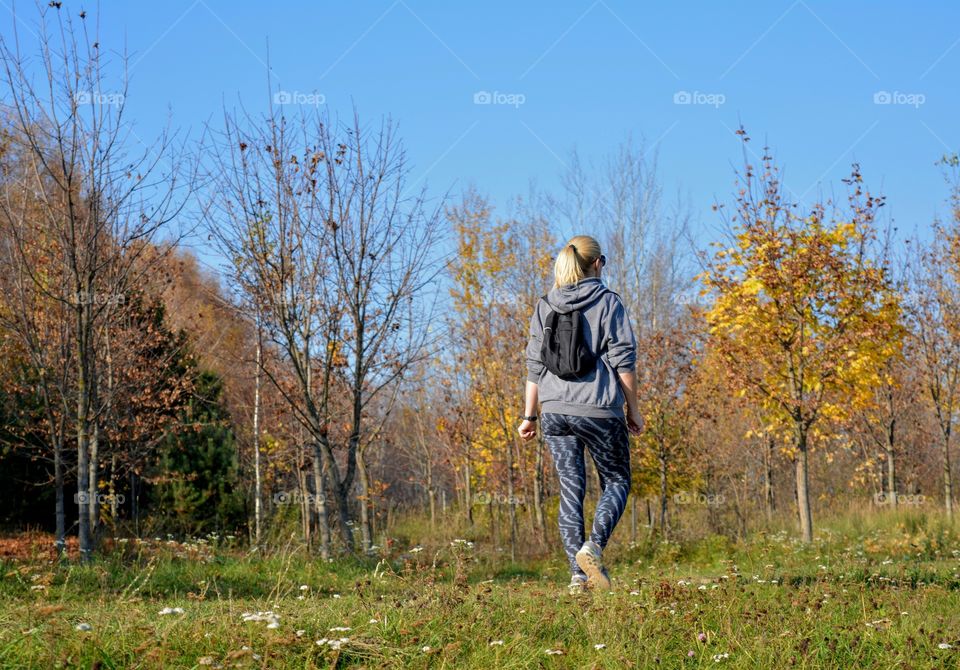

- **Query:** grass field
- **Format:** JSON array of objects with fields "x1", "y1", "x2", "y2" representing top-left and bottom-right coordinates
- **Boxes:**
[{"x1": 3, "y1": 511, "x2": 960, "y2": 669}]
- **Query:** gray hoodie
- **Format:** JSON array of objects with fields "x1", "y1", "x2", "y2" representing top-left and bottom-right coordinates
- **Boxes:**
[{"x1": 525, "y1": 277, "x2": 637, "y2": 419}]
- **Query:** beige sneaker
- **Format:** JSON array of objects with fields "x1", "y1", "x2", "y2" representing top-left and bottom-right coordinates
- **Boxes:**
[
  {"x1": 567, "y1": 574, "x2": 588, "y2": 594},
  {"x1": 575, "y1": 541, "x2": 611, "y2": 590}
]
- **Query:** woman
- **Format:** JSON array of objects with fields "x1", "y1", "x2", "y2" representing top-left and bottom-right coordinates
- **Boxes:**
[{"x1": 519, "y1": 235, "x2": 642, "y2": 593}]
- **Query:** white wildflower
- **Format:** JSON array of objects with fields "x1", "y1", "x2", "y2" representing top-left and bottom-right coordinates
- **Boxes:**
[{"x1": 158, "y1": 607, "x2": 184, "y2": 616}]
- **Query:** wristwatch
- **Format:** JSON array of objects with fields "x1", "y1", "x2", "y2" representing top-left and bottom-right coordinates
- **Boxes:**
[{"x1": 522, "y1": 415, "x2": 538, "y2": 422}]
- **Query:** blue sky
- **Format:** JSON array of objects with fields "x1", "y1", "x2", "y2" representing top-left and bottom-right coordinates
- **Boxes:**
[{"x1": 4, "y1": 1, "x2": 960, "y2": 261}]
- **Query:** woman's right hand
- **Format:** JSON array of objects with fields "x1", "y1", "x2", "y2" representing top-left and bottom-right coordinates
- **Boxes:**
[
  {"x1": 518, "y1": 419, "x2": 537, "y2": 441},
  {"x1": 626, "y1": 408, "x2": 643, "y2": 436}
]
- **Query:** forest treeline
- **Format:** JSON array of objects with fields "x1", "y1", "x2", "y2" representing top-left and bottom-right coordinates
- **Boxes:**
[{"x1": 1, "y1": 6, "x2": 959, "y2": 560}]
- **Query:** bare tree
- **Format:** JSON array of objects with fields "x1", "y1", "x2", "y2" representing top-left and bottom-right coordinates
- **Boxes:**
[
  {"x1": 0, "y1": 4, "x2": 191, "y2": 558},
  {"x1": 205, "y1": 99, "x2": 442, "y2": 553}
]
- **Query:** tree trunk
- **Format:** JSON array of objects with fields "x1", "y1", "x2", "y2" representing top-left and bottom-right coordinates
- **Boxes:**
[
  {"x1": 426, "y1": 456, "x2": 436, "y2": 531},
  {"x1": 54, "y1": 435, "x2": 65, "y2": 559},
  {"x1": 464, "y1": 463, "x2": 474, "y2": 525},
  {"x1": 885, "y1": 415, "x2": 897, "y2": 509},
  {"x1": 658, "y1": 447, "x2": 669, "y2": 538},
  {"x1": 331, "y1": 474, "x2": 353, "y2": 550},
  {"x1": 252, "y1": 329, "x2": 263, "y2": 546},
  {"x1": 88, "y1": 421, "x2": 100, "y2": 540},
  {"x1": 298, "y1": 465, "x2": 311, "y2": 546},
  {"x1": 109, "y1": 453, "x2": 118, "y2": 522},
  {"x1": 311, "y1": 444, "x2": 331, "y2": 559},
  {"x1": 489, "y1": 498, "x2": 497, "y2": 547},
  {"x1": 942, "y1": 426, "x2": 953, "y2": 520},
  {"x1": 357, "y1": 450, "x2": 374, "y2": 553},
  {"x1": 76, "y1": 319, "x2": 93, "y2": 561},
  {"x1": 506, "y1": 440, "x2": 518, "y2": 562},
  {"x1": 130, "y1": 471, "x2": 139, "y2": 536},
  {"x1": 763, "y1": 435, "x2": 775, "y2": 523},
  {"x1": 795, "y1": 426, "x2": 813, "y2": 543}
]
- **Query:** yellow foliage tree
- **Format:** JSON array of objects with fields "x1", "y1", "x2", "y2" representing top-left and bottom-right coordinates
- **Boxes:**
[
  {"x1": 447, "y1": 190, "x2": 554, "y2": 552},
  {"x1": 700, "y1": 132, "x2": 903, "y2": 542}
]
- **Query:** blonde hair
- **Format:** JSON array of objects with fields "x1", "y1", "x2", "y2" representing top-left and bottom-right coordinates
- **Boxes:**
[{"x1": 554, "y1": 235, "x2": 602, "y2": 288}]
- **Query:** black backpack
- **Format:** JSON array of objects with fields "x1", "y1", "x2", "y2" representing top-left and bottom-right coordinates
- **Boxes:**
[{"x1": 539, "y1": 296, "x2": 597, "y2": 380}]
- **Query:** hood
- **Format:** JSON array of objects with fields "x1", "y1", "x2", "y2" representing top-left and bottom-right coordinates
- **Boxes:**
[{"x1": 545, "y1": 277, "x2": 608, "y2": 314}]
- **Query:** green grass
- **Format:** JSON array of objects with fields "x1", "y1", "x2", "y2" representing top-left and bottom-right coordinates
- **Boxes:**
[{"x1": 3, "y1": 510, "x2": 960, "y2": 668}]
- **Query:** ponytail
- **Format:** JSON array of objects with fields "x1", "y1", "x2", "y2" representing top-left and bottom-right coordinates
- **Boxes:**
[{"x1": 554, "y1": 235, "x2": 602, "y2": 287}]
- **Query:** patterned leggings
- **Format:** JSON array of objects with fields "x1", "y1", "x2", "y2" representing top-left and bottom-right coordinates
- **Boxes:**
[{"x1": 542, "y1": 412, "x2": 631, "y2": 576}]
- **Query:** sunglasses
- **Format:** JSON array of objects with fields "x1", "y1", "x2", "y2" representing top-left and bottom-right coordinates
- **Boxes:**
[{"x1": 598, "y1": 255, "x2": 606, "y2": 267}]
